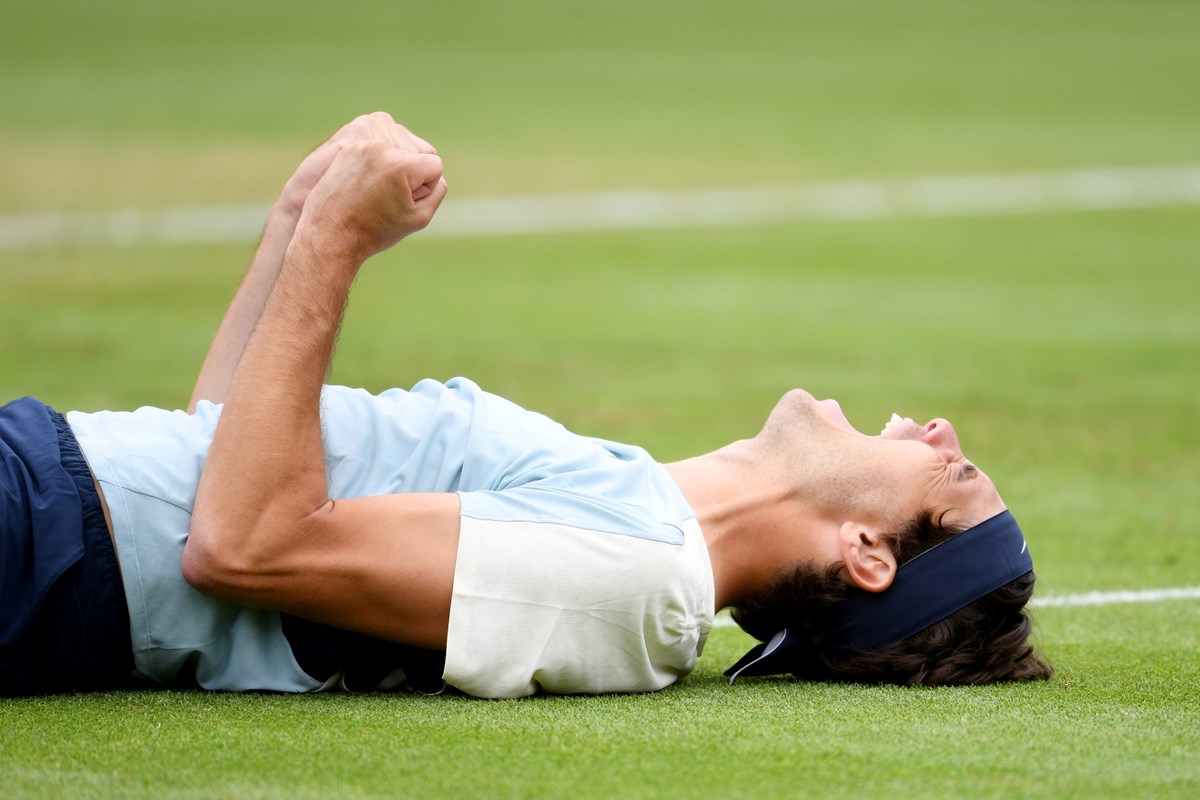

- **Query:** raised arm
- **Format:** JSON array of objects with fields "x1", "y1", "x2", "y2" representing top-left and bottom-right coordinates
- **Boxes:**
[
  {"x1": 188, "y1": 113, "x2": 439, "y2": 412},
  {"x1": 183, "y1": 127, "x2": 458, "y2": 650}
]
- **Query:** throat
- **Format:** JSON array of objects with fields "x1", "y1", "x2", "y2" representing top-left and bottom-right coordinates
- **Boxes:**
[
  {"x1": 664, "y1": 445, "x2": 784, "y2": 538},
  {"x1": 664, "y1": 447, "x2": 815, "y2": 611}
]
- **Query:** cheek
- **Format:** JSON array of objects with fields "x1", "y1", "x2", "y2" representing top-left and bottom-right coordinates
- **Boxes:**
[
  {"x1": 884, "y1": 454, "x2": 943, "y2": 515},
  {"x1": 849, "y1": 461, "x2": 924, "y2": 521}
]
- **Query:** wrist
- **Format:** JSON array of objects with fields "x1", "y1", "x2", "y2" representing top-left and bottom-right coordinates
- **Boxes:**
[
  {"x1": 242, "y1": 202, "x2": 303, "y2": 276},
  {"x1": 266, "y1": 195, "x2": 303, "y2": 234},
  {"x1": 274, "y1": 178, "x2": 310, "y2": 220},
  {"x1": 285, "y1": 222, "x2": 367, "y2": 282}
]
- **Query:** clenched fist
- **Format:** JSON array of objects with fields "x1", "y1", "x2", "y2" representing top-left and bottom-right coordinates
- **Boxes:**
[
  {"x1": 277, "y1": 112, "x2": 441, "y2": 220},
  {"x1": 292, "y1": 135, "x2": 448, "y2": 266}
]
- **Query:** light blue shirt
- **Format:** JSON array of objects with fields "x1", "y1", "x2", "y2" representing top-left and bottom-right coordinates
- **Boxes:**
[{"x1": 68, "y1": 379, "x2": 711, "y2": 694}]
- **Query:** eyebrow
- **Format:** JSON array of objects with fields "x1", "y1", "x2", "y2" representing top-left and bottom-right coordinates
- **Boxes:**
[{"x1": 955, "y1": 463, "x2": 979, "y2": 482}]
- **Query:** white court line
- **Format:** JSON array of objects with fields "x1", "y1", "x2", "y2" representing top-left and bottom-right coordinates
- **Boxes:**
[
  {"x1": 712, "y1": 586, "x2": 1200, "y2": 628},
  {"x1": 1028, "y1": 586, "x2": 1200, "y2": 608},
  {"x1": 2, "y1": 163, "x2": 1199, "y2": 250}
]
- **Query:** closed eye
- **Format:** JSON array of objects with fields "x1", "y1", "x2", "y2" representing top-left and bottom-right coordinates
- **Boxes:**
[{"x1": 955, "y1": 463, "x2": 978, "y2": 482}]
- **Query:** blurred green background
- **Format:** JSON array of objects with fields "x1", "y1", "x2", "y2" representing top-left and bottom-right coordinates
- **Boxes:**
[
  {"x1": 1, "y1": 1, "x2": 1198, "y2": 797},
  {"x1": 4, "y1": 0, "x2": 1199, "y2": 207}
]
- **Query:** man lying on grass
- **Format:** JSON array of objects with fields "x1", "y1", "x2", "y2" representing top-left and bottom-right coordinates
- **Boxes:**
[{"x1": 1, "y1": 114, "x2": 1052, "y2": 698}]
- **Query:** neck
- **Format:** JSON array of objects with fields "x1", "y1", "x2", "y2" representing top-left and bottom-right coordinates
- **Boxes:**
[{"x1": 665, "y1": 439, "x2": 830, "y2": 612}]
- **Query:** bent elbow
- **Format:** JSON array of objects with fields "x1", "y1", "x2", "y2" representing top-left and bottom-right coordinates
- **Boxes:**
[
  {"x1": 182, "y1": 520, "x2": 265, "y2": 601},
  {"x1": 181, "y1": 532, "x2": 227, "y2": 596},
  {"x1": 183, "y1": 513, "x2": 312, "y2": 605},
  {"x1": 184, "y1": 499, "x2": 330, "y2": 603}
]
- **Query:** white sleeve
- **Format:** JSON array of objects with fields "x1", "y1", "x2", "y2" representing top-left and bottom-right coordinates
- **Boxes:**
[{"x1": 444, "y1": 516, "x2": 713, "y2": 698}]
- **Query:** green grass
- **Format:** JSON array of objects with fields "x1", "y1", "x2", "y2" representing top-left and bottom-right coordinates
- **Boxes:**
[
  {"x1": 2, "y1": 0, "x2": 1199, "y2": 797},
  {"x1": 3, "y1": 607, "x2": 1198, "y2": 799}
]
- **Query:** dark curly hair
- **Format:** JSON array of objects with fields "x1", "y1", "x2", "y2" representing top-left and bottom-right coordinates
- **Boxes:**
[{"x1": 730, "y1": 509, "x2": 1053, "y2": 685}]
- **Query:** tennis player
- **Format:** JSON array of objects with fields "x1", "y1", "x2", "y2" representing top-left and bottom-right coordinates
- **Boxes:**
[{"x1": 1, "y1": 114, "x2": 1051, "y2": 697}]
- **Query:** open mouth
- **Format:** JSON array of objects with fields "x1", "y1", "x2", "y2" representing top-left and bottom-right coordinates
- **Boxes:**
[{"x1": 880, "y1": 413, "x2": 923, "y2": 440}]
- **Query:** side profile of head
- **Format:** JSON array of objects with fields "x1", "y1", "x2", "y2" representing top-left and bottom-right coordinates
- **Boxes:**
[{"x1": 724, "y1": 392, "x2": 1052, "y2": 686}]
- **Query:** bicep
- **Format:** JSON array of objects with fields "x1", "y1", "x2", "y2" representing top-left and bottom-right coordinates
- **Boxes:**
[{"x1": 246, "y1": 492, "x2": 461, "y2": 651}]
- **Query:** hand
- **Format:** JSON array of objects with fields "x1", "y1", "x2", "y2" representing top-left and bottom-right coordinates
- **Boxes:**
[
  {"x1": 293, "y1": 139, "x2": 448, "y2": 266},
  {"x1": 276, "y1": 112, "x2": 440, "y2": 221}
]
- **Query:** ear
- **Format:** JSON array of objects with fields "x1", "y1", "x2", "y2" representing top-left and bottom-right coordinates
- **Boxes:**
[{"x1": 837, "y1": 521, "x2": 897, "y2": 593}]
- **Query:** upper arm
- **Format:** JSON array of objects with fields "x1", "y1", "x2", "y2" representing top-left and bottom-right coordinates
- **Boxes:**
[{"x1": 184, "y1": 492, "x2": 461, "y2": 650}]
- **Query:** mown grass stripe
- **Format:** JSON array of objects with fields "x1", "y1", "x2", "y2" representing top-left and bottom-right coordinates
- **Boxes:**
[
  {"x1": 3, "y1": 164, "x2": 1199, "y2": 251},
  {"x1": 1029, "y1": 586, "x2": 1200, "y2": 608}
]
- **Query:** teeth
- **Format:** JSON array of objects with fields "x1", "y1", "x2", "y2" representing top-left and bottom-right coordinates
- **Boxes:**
[{"x1": 881, "y1": 412, "x2": 905, "y2": 435}]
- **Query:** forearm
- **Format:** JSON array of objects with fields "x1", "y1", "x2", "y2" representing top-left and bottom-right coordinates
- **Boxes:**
[
  {"x1": 186, "y1": 135, "x2": 447, "y2": 589},
  {"x1": 186, "y1": 231, "x2": 459, "y2": 645},
  {"x1": 188, "y1": 201, "x2": 300, "y2": 412},
  {"x1": 191, "y1": 234, "x2": 358, "y2": 568}
]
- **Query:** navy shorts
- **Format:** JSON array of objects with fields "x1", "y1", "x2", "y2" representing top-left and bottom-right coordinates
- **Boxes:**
[
  {"x1": 282, "y1": 613, "x2": 447, "y2": 694},
  {"x1": 0, "y1": 398, "x2": 134, "y2": 696}
]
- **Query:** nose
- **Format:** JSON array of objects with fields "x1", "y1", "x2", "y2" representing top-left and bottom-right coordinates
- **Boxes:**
[{"x1": 922, "y1": 418, "x2": 963, "y2": 460}]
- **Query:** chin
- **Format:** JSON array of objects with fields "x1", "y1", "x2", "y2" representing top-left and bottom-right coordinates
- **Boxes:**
[{"x1": 767, "y1": 390, "x2": 818, "y2": 424}]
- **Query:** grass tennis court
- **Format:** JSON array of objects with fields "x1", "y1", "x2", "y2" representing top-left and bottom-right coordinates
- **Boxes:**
[{"x1": 2, "y1": 1, "x2": 1198, "y2": 797}]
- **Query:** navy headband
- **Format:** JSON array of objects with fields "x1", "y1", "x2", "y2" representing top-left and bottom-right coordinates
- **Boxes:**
[{"x1": 725, "y1": 509, "x2": 1032, "y2": 684}]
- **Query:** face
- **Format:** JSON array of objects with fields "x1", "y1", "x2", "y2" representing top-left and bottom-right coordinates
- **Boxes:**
[{"x1": 764, "y1": 389, "x2": 1007, "y2": 531}]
